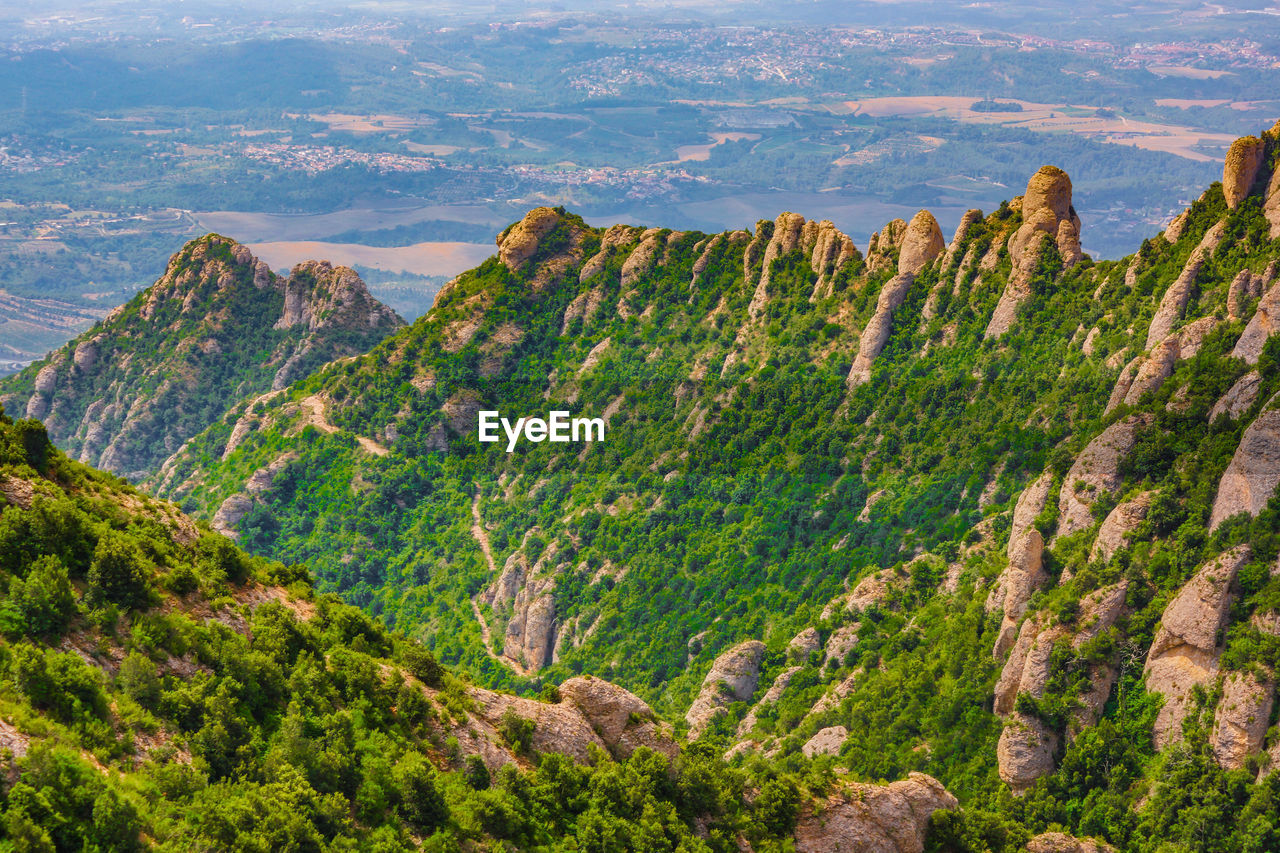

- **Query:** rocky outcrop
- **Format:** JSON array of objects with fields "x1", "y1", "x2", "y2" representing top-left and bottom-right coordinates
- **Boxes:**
[
  {"x1": 824, "y1": 624, "x2": 861, "y2": 671},
  {"x1": 792, "y1": 773, "x2": 957, "y2": 853},
  {"x1": 619, "y1": 228, "x2": 663, "y2": 289},
  {"x1": 1091, "y1": 491, "x2": 1152, "y2": 561},
  {"x1": 1057, "y1": 415, "x2": 1151, "y2": 539},
  {"x1": 1026, "y1": 832, "x2": 1117, "y2": 853},
  {"x1": 1232, "y1": 280, "x2": 1280, "y2": 363},
  {"x1": 942, "y1": 209, "x2": 983, "y2": 271},
  {"x1": 998, "y1": 712, "x2": 1058, "y2": 795},
  {"x1": 1107, "y1": 317, "x2": 1218, "y2": 414},
  {"x1": 988, "y1": 471, "x2": 1053, "y2": 656},
  {"x1": 748, "y1": 213, "x2": 806, "y2": 318},
  {"x1": 558, "y1": 675, "x2": 679, "y2": 760},
  {"x1": 1210, "y1": 370, "x2": 1263, "y2": 422},
  {"x1": 865, "y1": 218, "x2": 908, "y2": 276},
  {"x1": 1210, "y1": 670, "x2": 1274, "y2": 770},
  {"x1": 1222, "y1": 135, "x2": 1267, "y2": 209},
  {"x1": 897, "y1": 210, "x2": 945, "y2": 277},
  {"x1": 847, "y1": 272, "x2": 916, "y2": 385},
  {"x1": 986, "y1": 166, "x2": 1081, "y2": 339},
  {"x1": 212, "y1": 493, "x2": 254, "y2": 537},
  {"x1": 1209, "y1": 404, "x2": 1280, "y2": 530},
  {"x1": 1145, "y1": 221, "x2": 1225, "y2": 349},
  {"x1": 497, "y1": 207, "x2": 561, "y2": 271},
  {"x1": 1164, "y1": 210, "x2": 1190, "y2": 244},
  {"x1": 1145, "y1": 545, "x2": 1250, "y2": 749},
  {"x1": 580, "y1": 224, "x2": 641, "y2": 282},
  {"x1": 802, "y1": 726, "x2": 848, "y2": 758},
  {"x1": 1227, "y1": 269, "x2": 1264, "y2": 320},
  {"x1": 686, "y1": 640, "x2": 767, "y2": 738},
  {"x1": 789, "y1": 627, "x2": 822, "y2": 661},
  {"x1": 737, "y1": 665, "x2": 801, "y2": 737},
  {"x1": 808, "y1": 220, "x2": 858, "y2": 299}
]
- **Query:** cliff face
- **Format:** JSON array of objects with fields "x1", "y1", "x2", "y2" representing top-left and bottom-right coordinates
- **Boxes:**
[{"x1": 0, "y1": 236, "x2": 403, "y2": 482}]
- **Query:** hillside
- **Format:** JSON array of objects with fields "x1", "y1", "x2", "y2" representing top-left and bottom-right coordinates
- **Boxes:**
[
  {"x1": 0, "y1": 236, "x2": 404, "y2": 483},
  {"x1": 135, "y1": 121, "x2": 1280, "y2": 849},
  {"x1": 1, "y1": 406, "x2": 1001, "y2": 851}
]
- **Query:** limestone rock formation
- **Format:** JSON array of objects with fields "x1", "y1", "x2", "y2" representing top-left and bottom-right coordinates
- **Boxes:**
[
  {"x1": 847, "y1": 272, "x2": 916, "y2": 385},
  {"x1": 1210, "y1": 670, "x2": 1274, "y2": 770},
  {"x1": 808, "y1": 220, "x2": 858, "y2": 299},
  {"x1": 897, "y1": 210, "x2": 945, "y2": 277},
  {"x1": 942, "y1": 209, "x2": 983, "y2": 270},
  {"x1": 998, "y1": 712, "x2": 1059, "y2": 795},
  {"x1": 558, "y1": 675, "x2": 679, "y2": 760},
  {"x1": 1210, "y1": 370, "x2": 1263, "y2": 422},
  {"x1": 1209, "y1": 404, "x2": 1280, "y2": 530},
  {"x1": 686, "y1": 640, "x2": 767, "y2": 738},
  {"x1": 789, "y1": 627, "x2": 822, "y2": 661},
  {"x1": 1145, "y1": 545, "x2": 1250, "y2": 749},
  {"x1": 580, "y1": 224, "x2": 641, "y2": 282},
  {"x1": 1222, "y1": 135, "x2": 1267, "y2": 209},
  {"x1": 824, "y1": 624, "x2": 861, "y2": 671},
  {"x1": 802, "y1": 726, "x2": 848, "y2": 758},
  {"x1": 1026, "y1": 832, "x2": 1118, "y2": 853},
  {"x1": 620, "y1": 228, "x2": 664, "y2": 289},
  {"x1": 986, "y1": 166, "x2": 1082, "y2": 339},
  {"x1": 991, "y1": 529, "x2": 1046, "y2": 659},
  {"x1": 1091, "y1": 491, "x2": 1152, "y2": 562},
  {"x1": 1232, "y1": 280, "x2": 1280, "y2": 363},
  {"x1": 1058, "y1": 415, "x2": 1152, "y2": 538},
  {"x1": 497, "y1": 207, "x2": 561, "y2": 271},
  {"x1": 1107, "y1": 317, "x2": 1218, "y2": 414},
  {"x1": 1164, "y1": 210, "x2": 1189, "y2": 244},
  {"x1": 737, "y1": 665, "x2": 801, "y2": 737},
  {"x1": 792, "y1": 773, "x2": 957, "y2": 853},
  {"x1": 1145, "y1": 221, "x2": 1225, "y2": 349},
  {"x1": 865, "y1": 218, "x2": 908, "y2": 275}
]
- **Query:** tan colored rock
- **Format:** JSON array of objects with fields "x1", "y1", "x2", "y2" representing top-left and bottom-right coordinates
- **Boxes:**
[
  {"x1": 1211, "y1": 670, "x2": 1273, "y2": 770},
  {"x1": 1058, "y1": 415, "x2": 1152, "y2": 538},
  {"x1": 620, "y1": 228, "x2": 663, "y2": 288},
  {"x1": 847, "y1": 272, "x2": 916, "y2": 385},
  {"x1": 1145, "y1": 545, "x2": 1250, "y2": 749},
  {"x1": 898, "y1": 210, "x2": 945, "y2": 276},
  {"x1": 1265, "y1": 166, "x2": 1280, "y2": 239},
  {"x1": 467, "y1": 686, "x2": 606, "y2": 765},
  {"x1": 1232, "y1": 280, "x2": 1280, "y2": 363},
  {"x1": 1146, "y1": 221, "x2": 1225, "y2": 349},
  {"x1": 985, "y1": 167, "x2": 1081, "y2": 339},
  {"x1": 789, "y1": 627, "x2": 822, "y2": 661},
  {"x1": 749, "y1": 212, "x2": 807, "y2": 318},
  {"x1": 690, "y1": 233, "x2": 722, "y2": 284},
  {"x1": 1210, "y1": 404, "x2": 1280, "y2": 530},
  {"x1": 212, "y1": 493, "x2": 254, "y2": 537},
  {"x1": 1026, "y1": 831, "x2": 1118, "y2": 853},
  {"x1": 1211, "y1": 370, "x2": 1263, "y2": 422},
  {"x1": 792, "y1": 773, "x2": 957, "y2": 853},
  {"x1": 497, "y1": 207, "x2": 561, "y2": 271},
  {"x1": 1107, "y1": 315, "x2": 1215, "y2": 414},
  {"x1": 1228, "y1": 270, "x2": 1257, "y2": 320},
  {"x1": 1223, "y1": 135, "x2": 1267, "y2": 209},
  {"x1": 802, "y1": 726, "x2": 848, "y2": 758},
  {"x1": 824, "y1": 624, "x2": 861, "y2": 670},
  {"x1": 1091, "y1": 491, "x2": 1153, "y2": 561},
  {"x1": 998, "y1": 712, "x2": 1058, "y2": 794},
  {"x1": 738, "y1": 665, "x2": 801, "y2": 737},
  {"x1": 809, "y1": 221, "x2": 857, "y2": 299},
  {"x1": 559, "y1": 675, "x2": 679, "y2": 760},
  {"x1": 992, "y1": 530, "x2": 1046, "y2": 659},
  {"x1": 686, "y1": 640, "x2": 767, "y2": 738},
  {"x1": 942, "y1": 209, "x2": 983, "y2": 270},
  {"x1": 580, "y1": 224, "x2": 640, "y2": 282},
  {"x1": 1164, "y1": 210, "x2": 1190, "y2": 244},
  {"x1": 865, "y1": 218, "x2": 908, "y2": 275}
]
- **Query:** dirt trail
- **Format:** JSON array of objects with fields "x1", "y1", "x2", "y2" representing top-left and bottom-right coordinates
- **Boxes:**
[
  {"x1": 468, "y1": 488, "x2": 530, "y2": 676},
  {"x1": 299, "y1": 394, "x2": 389, "y2": 455}
]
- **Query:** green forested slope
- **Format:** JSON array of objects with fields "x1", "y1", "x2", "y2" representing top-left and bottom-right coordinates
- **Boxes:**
[{"x1": 46, "y1": 123, "x2": 1280, "y2": 849}]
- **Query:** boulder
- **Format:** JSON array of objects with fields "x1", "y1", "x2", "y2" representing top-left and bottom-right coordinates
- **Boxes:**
[
  {"x1": 686, "y1": 640, "x2": 767, "y2": 738},
  {"x1": 1210, "y1": 670, "x2": 1274, "y2": 770},
  {"x1": 1210, "y1": 370, "x2": 1263, "y2": 422},
  {"x1": 792, "y1": 773, "x2": 957, "y2": 853},
  {"x1": 897, "y1": 210, "x2": 945, "y2": 276},
  {"x1": 498, "y1": 207, "x2": 561, "y2": 271},
  {"x1": 1222, "y1": 135, "x2": 1267, "y2": 209},
  {"x1": 802, "y1": 726, "x2": 849, "y2": 758},
  {"x1": 559, "y1": 675, "x2": 679, "y2": 760},
  {"x1": 1145, "y1": 545, "x2": 1251, "y2": 749},
  {"x1": 1057, "y1": 415, "x2": 1151, "y2": 539},
  {"x1": 1209, "y1": 404, "x2": 1280, "y2": 530},
  {"x1": 1232, "y1": 280, "x2": 1280, "y2": 363}
]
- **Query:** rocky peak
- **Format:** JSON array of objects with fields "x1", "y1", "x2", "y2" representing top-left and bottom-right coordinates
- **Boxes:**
[
  {"x1": 276, "y1": 260, "x2": 402, "y2": 334},
  {"x1": 497, "y1": 206, "x2": 563, "y2": 271},
  {"x1": 866, "y1": 217, "x2": 909, "y2": 274},
  {"x1": 1223, "y1": 135, "x2": 1267, "y2": 209},
  {"x1": 898, "y1": 210, "x2": 945, "y2": 276}
]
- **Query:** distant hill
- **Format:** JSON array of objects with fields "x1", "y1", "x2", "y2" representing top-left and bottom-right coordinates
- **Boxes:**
[{"x1": 0, "y1": 235, "x2": 404, "y2": 482}]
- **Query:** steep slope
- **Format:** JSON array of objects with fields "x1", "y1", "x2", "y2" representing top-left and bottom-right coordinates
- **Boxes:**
[
  {"x1": 101, "y1": 122, "x2": 1280, "y2": 848},
  {"x1": 0, "y1": 405, "x2": 984, "y2": 851},
  {"x1": 0, "y1": 236, "x2": 403, "y2": 482}
]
